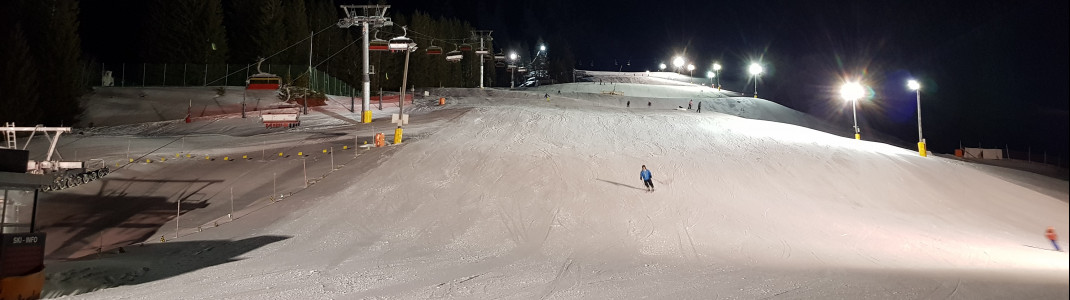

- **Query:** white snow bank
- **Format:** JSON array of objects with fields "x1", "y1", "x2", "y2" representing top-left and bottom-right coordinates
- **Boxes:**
[{"x1": 40, "y1": 91, "x2": 1068, "y2": 299}]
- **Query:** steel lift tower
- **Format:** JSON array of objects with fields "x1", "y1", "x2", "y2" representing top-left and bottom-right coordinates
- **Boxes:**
[
  {"x1": 471, "y1": 30, "x2": 493, "y2": 88},
  {"x1": 338, "y1": 5, "x2": 392, "y2": 123}
]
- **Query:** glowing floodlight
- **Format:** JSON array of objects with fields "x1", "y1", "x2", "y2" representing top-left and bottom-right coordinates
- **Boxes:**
[
  {"x1": 841, "y1": 81, "x2": 866, "y2": 140},
  {"x1": 748, "y1": 63, "x2": 763, "y2": 75},
  {"x1": 659, "y1": 63, "x2": 667, "y2": 71},
  {"x1": 840, "y1": 81, "x2": 864, "y2": 102},
  {"x1": 672, "y1": 56, "x2": 685, "y2": 68},
  {"x1": 713, "y1": 63, "x2": 722, "y2": 71},
  {"x1": 908, "y1": 79, "x2": 920, "y2": 91}
]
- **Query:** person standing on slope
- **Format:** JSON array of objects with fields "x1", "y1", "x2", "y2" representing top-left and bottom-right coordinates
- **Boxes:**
[
  {"x1": 688, "y1": 100, "x2": 693, "y2": 110},
  {"x1": 697, "y1": 101, "x2": 702, "y2": 113},
  {"x1": 640, "y1": 165, "x2": 654, "y2": 191},
  {"x1": 1047, "y1": 227, "x2": 1061, "y2": 251}
]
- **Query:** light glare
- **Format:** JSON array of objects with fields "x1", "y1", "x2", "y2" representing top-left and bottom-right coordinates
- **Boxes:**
[
  {"x1": 706, "y1": 71, "x2": 714, "y2": 78},
  {"x1": 713, "y1": 63, "x2": 722, "y2": 71},
  {"x1": 749, "y1": 63, "x2": 763, "y2": 75},
  {"x1": 687, "y1": 64, "x2": 695, "y2": 71},
  {"x1": 908, "y1": 79, "x2": 921, "y2": 91},
  {"x1": 672, "y1": 57, "x2": 685, "y2": 68},
  {"x1": 841, "y1": 82, "x2": 865, "y2": 101}
]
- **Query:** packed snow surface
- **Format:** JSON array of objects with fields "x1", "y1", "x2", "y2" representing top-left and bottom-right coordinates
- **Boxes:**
[{"x1": 26, "y1": 74, "x2": 1069, "y2": 299}]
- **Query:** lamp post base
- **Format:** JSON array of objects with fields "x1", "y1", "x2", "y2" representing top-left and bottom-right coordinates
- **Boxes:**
[
  {"x1": 854, "y1": 133, "x2": 861, "y2": 140},
  {"x1": 918, "y1": 141, "x2": 927, "y2": 157}
]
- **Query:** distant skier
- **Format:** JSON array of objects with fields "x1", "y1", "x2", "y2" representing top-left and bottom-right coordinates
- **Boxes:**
[
  {"x1": 647, "y1": 101, "x2": 651, "y2": 107},
  {"x1": 688, "y1": 100, "x2": 693, "y2": 110},
  {"x1": 1047, "y1": 227, "x2": 1060, "y2": 251},
  {"x1": 627, "y1": 100, "x2": 630, "y2": 107},
  {"x1": 697, "y1": 101, "x2": 702, "y2": 113},
  {"x1": 640, "y1": 165, "x2": 654, "y2": 191},
  {"x1": 545, "y1": 93, "x2": 549, "y2": 101}
]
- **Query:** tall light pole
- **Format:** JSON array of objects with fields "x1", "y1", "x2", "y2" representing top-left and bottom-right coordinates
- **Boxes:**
[
  {"x1": 712, "y1": 63, "x2": 722, "y2": 90},
  {"x1": 687, "y1": 64, "x2": 695, "y2": 83},
  {"x1": 841, "y1": 81, "x2": 865, "y2": 140},
  {"x1": 509, "y1": 52, "x2": 518, "y2": 88},
  {"x1": 672, "y1": 56, "x2": 684, "y2": 74},
  {"x1": 909, "y1": 79, "x2": 926, "y2": 156},
  {"x1": 748, "y1": 63, "x2": 763, "y2": 98},
  {"x1": 706, "y1": 71, "x2": 714, "y2": 86}
]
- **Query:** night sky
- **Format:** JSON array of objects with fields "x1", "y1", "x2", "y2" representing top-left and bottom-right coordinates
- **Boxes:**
[{"x1": 83, "y1": 0, "x2": 1069, "y2": 157}]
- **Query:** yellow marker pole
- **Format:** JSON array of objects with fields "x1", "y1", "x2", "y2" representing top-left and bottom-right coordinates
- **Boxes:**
[
  {"x1": 298, "y1": 152, "x2": 303, "y2": 156},
  {"x1": 224, "y1": 156, "x2": 229, "y2": 161},
  {"x1": 322, "y1": 149, "x2": 327, "y2": 153},
  {"x1": 242, "y1": 155, "x2": 248, "y2": 159},
  {"x1": 918, "y1": 141, "x2": 927, "y2": 157},
  {"x1": 363, "y1": 110, "x2": 373, "y2": 123},
  {"x1": 278, "y1": 152, "x2": 283, "y2": 157},
  {"x1": 394, "y1": 126, "x2": 403, "y2": 145},
  {"x1": 854, "y1": 133, "x2": 860, "y2": 140}
]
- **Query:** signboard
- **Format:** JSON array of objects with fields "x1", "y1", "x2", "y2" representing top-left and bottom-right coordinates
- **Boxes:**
[{"x1": 1, "y1": 232, "x2": 46, "y2": 277}]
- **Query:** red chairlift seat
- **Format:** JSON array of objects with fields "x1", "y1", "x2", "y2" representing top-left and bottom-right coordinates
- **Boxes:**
[
  {"x1": 369, "y1": 39, "x2": 389, "y2": 51},
  {"x1": 426, "y1": 46, "x2": 443, "y2": 55}
]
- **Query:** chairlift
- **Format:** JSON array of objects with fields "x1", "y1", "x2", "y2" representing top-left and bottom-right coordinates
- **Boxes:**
[
  {"x1": 446, "y1": 50, "x2": 462, "y2": 62},
  {"x1": 369, "y1": 31, "x2": 388, "y2": 51},
  {"x1": 458, "y1": 43, "x2": 473, "y2": 52},
  {"x1": 388, "y1": 36, "x2": 414, "y2": 52},
  {"x1": 426, "y1": 46, "x2": 442, "y2": 55}
]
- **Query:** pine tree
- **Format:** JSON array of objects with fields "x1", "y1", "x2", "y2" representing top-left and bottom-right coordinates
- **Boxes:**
[
  {"x1": 32, "y1": 0, "x2": 86, "y2": 126},
  {"x1": 282, "y1": 0, "x2": 309, "y2": 65},
  {"x1": 224, "y1": 0, "x2": 258, "y2": 63},
  {"x1": 0, "y1": 23, "x2": 42, "y2": 125},
  {"x1": 199, "y1": 0, "x2": 229, "y2": 64},
  {"x1": 254, "y1": 0, "x2": 285, "y2": 63}
]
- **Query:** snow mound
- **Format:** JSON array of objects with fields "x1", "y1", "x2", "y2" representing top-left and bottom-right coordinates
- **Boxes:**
[{"x1": 43, "y1": 92, "x2": 1069, "y2": 299}]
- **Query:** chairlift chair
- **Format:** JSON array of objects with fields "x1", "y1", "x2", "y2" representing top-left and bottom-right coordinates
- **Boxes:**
[
  {"x1": 369, "y1": 31, "x2": 388, "y2": 51},
  {"x1": 388, "y1": 36, "x2": 414, "y2": 52},
  {"x1": 445, "y1": 47, "x2": 462, "y2": 62},
  {"x1": 426, "y1": 46, "x2": 443, "y2": 55}
]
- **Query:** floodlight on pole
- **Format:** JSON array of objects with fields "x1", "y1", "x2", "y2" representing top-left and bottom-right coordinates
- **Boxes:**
[
  {"x1": 749, "y1": 63, "x2": 763, "y2": 98},
  {"x1": 672, "y1": 56, "x2": 685, "y2": 69},
  {"x1": 540, "y1": 45, "x2": 546, "y2": 52},
  {"x1": 840, "y1": 81, "x2": 865, "y2": 140},
  {"x1": 659, "y1": 63, "x2": 667, "y2": 71},
  {"x1": 908, "y1": 79, "x2": 926, "y2": 156},
  {"x1": 713, "y1": 62, "x2": 722, "y2": 90},
  {"x1": 687, "y1": 64, "x2": 695, "y2": 83},
  {"x1": 706, "y1": 71, "x2": 715, "y2": 86}
]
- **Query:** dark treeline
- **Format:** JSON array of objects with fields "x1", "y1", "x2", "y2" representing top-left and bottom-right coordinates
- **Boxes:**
[
  {"x1": 1, "y1": 0, "x2": 84, "y2": 126},
  {"x1": 1, "y1": 0, "x2": 571, "y2": 126}
]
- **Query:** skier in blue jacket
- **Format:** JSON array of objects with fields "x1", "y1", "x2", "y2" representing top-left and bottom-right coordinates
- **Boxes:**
[{"x1": 640, "y1": 165, "x2": 654, "y2": 191}]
